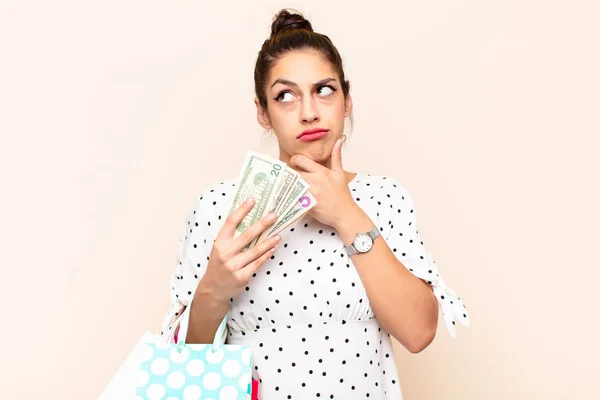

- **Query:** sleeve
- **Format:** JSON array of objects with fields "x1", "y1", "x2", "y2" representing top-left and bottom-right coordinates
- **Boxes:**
[
  {"x1": 159, "y1": 195, "x2": 226, "y2": 343},
  {"x1": 381, "y1": 178, "x2": 470, "y2": 337}
]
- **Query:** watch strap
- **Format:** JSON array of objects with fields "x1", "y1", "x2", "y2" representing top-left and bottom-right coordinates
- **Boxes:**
[
  {"x1": 346, "y1": 243, "x2": 358, "y2": 257},
  {"x1": 367, "y1": 227, "x2": 380, "y2": 241}
]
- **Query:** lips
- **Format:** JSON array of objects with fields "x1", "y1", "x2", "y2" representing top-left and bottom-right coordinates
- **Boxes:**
[{"x1": 297, "y1": 128, "x2": 329, "y2": 140}]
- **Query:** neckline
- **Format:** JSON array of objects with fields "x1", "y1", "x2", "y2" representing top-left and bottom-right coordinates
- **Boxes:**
[{"x1": 348, "y1": 172, "x2": 360, "y2": 186}]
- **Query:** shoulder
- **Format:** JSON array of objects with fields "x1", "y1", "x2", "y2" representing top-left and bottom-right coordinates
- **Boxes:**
[
  {"x1": 186, "y1": 177, "x2": 238, "y2": 219},
  {"x1": 196, "y1": 177, "x2": 238, "y2": 201},
  {"x1": 358, "y1": 174, "x2": 420, "y2": 228},
  {"x1": 357, "y1": 173, "x2": 411, "y2": 199}
]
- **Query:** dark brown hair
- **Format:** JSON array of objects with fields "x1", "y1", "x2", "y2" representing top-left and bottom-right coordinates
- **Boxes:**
[{"x1": 254, "y1": 9, "x2": 352, "y2": 119}]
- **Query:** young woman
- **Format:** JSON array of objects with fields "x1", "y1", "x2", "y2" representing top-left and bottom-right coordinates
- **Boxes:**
[{"x1": 160, "y1": 9, "x2": 469, "y2": 399}]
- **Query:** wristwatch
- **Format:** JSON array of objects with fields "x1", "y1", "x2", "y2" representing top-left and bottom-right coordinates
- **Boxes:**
[{"x1": 344, "y1": 226, "x2": 380, "y2": 256}]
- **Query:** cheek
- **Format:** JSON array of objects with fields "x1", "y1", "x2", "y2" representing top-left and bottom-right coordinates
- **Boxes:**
[
  {"x1": 269, "y1": 112, "x2": 297, "y2": 146},
  {"x1": 268, "y1": 108, "x2": 292, "y2": 130},
  {"x1": 322, "y1": 104, "x2": 347, "y2": 129},
  {"x1": 327, "y1": 97, "x2": 348, "y2": 119}
]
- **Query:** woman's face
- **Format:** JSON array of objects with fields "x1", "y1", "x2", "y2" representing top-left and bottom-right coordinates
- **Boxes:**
[{"x1": 255, "y1": 49, "x2": 352, "y2": 169}]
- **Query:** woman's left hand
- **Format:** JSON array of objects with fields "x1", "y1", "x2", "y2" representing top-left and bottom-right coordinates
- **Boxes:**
[{"x1": 289, "y1": 136, "x2": 357, "y2": 229}]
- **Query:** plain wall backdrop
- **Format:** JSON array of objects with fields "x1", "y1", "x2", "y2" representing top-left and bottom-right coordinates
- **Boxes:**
[{"x1": 1, "y1": 0, "x2": 599, "y2": 398}]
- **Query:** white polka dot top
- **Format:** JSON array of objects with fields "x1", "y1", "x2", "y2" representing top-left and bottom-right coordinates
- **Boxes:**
[{"x1": 161, "y1": 173, "x2": 470, "y2": 399}]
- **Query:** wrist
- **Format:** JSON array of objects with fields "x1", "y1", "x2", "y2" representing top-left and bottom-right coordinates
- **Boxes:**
[
  {"x1": 196, "y1": 276, "x2": 230, "y2": 307},
  {"x1": 334, "y1": 205, "x2": 375, "y2": 246}
]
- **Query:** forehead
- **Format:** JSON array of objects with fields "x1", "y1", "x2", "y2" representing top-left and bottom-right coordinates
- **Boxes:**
[{"x1": 267, "y1": 49, "x2": 337, "y2": 87}]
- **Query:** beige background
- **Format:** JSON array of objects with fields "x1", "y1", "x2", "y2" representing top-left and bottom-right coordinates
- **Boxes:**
[{"x1": 1, "y1": 0, "x2": 599, "y2": 398}]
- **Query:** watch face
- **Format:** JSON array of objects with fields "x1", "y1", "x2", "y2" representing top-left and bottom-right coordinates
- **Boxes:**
[{"x1": 354, "y1": 233, "x2": 373, "y2": 252}]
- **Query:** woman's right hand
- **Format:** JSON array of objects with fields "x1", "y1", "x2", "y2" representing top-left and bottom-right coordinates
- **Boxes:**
[{"x1": 200, "y1": 198, "x2": 281, "y2": 301}]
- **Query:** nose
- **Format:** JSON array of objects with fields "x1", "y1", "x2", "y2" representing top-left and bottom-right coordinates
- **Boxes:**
[{"x1": 300, "y1": 97, "x2": 320, "y2": 124}]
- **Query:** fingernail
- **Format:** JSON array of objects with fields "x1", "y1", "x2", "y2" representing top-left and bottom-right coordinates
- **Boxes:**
[
  {"x1": 273, "y1": 235, "x2": 281, "y2": 242},
  {"x1": 267, "y1": 212, "x2": 277, "y2": 221},
  {"x1": 246, "y1": 198, "x2": 255, "y2": 205}
]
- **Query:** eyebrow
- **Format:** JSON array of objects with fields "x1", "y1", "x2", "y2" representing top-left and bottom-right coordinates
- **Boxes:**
[{"x1": 270, "y1": 77, "x2": 337, "y2": 89}]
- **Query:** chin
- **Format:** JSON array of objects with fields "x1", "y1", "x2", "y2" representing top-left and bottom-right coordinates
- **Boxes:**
[
  {"x1": 300, "y1": 149, "x2": 329, "y2": 164},
  {"x1": 282, "y1": 138, "x2": 334, "y2": 165},
  {"x1": 303, "y1": 141, "x2": 336, "y2": 160}
]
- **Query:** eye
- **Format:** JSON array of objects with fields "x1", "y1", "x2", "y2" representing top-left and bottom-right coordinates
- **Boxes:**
[
  {"x1": 317, "y1": 85, "x2": 336, "y2": 96},
  {"x1": 275, "y1": 91, "x2": 295, "y2": 103}
]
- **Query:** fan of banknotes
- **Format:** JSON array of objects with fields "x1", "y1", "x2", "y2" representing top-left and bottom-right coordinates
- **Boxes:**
[{"x1": 226, "y1": 150, "x2": 317, "y2": 250}]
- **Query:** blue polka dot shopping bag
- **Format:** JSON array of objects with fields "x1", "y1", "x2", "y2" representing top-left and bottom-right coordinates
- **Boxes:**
[{"x1": 135, "y1": 311, "x2": 253, "y2": 400}]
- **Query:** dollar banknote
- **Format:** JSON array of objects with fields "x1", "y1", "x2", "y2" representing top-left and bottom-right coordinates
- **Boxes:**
[
  {"x1": 227, "y1": 150, "x2": 317, "y2": 250},
  {"x1": 267, "y1": 166, "x2": 298, "y2": 217},
  {"x1": 226, "y1": 151, "x2": 287, "y2": 249},
  {"x1": 260, "y1": 190, "x2": 317, "y2": 240},
  {"x1": 255, "y1": 175, "x2": 309, "y2": 244}
]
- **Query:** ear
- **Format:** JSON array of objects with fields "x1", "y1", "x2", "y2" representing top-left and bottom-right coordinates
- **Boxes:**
[
  {"x1": 344, "y1": 93, "x2": 353, "y2": 118},
  {"x1": 255, "y1": 97, "x2": 272, "y2": 130}
]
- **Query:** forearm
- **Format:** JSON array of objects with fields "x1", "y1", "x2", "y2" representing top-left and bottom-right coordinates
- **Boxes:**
[
  {"x1": 335, "y1": 206, "x2": 439, "y2": 353},
  {"x1": 185, "y1": 279, "x2": 229, "y2": 344}
]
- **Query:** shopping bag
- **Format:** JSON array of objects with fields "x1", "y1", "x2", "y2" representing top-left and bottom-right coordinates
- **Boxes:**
[
  {"x1": 99, "y1": 331, "x2": 159, "y2": 400},
  {"x1": 136, "y1": 309, "x2": 253, "y2": 399}
]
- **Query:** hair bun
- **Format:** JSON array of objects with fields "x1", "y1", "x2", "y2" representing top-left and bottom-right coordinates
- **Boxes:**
[{"x1": 270, "y1": 9, "x2": 313, "y2": 37}]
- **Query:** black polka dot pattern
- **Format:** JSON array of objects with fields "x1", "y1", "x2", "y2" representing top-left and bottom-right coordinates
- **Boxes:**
[{"x1": 160, "y1": 173, "x2": 469, "y2": 398}]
